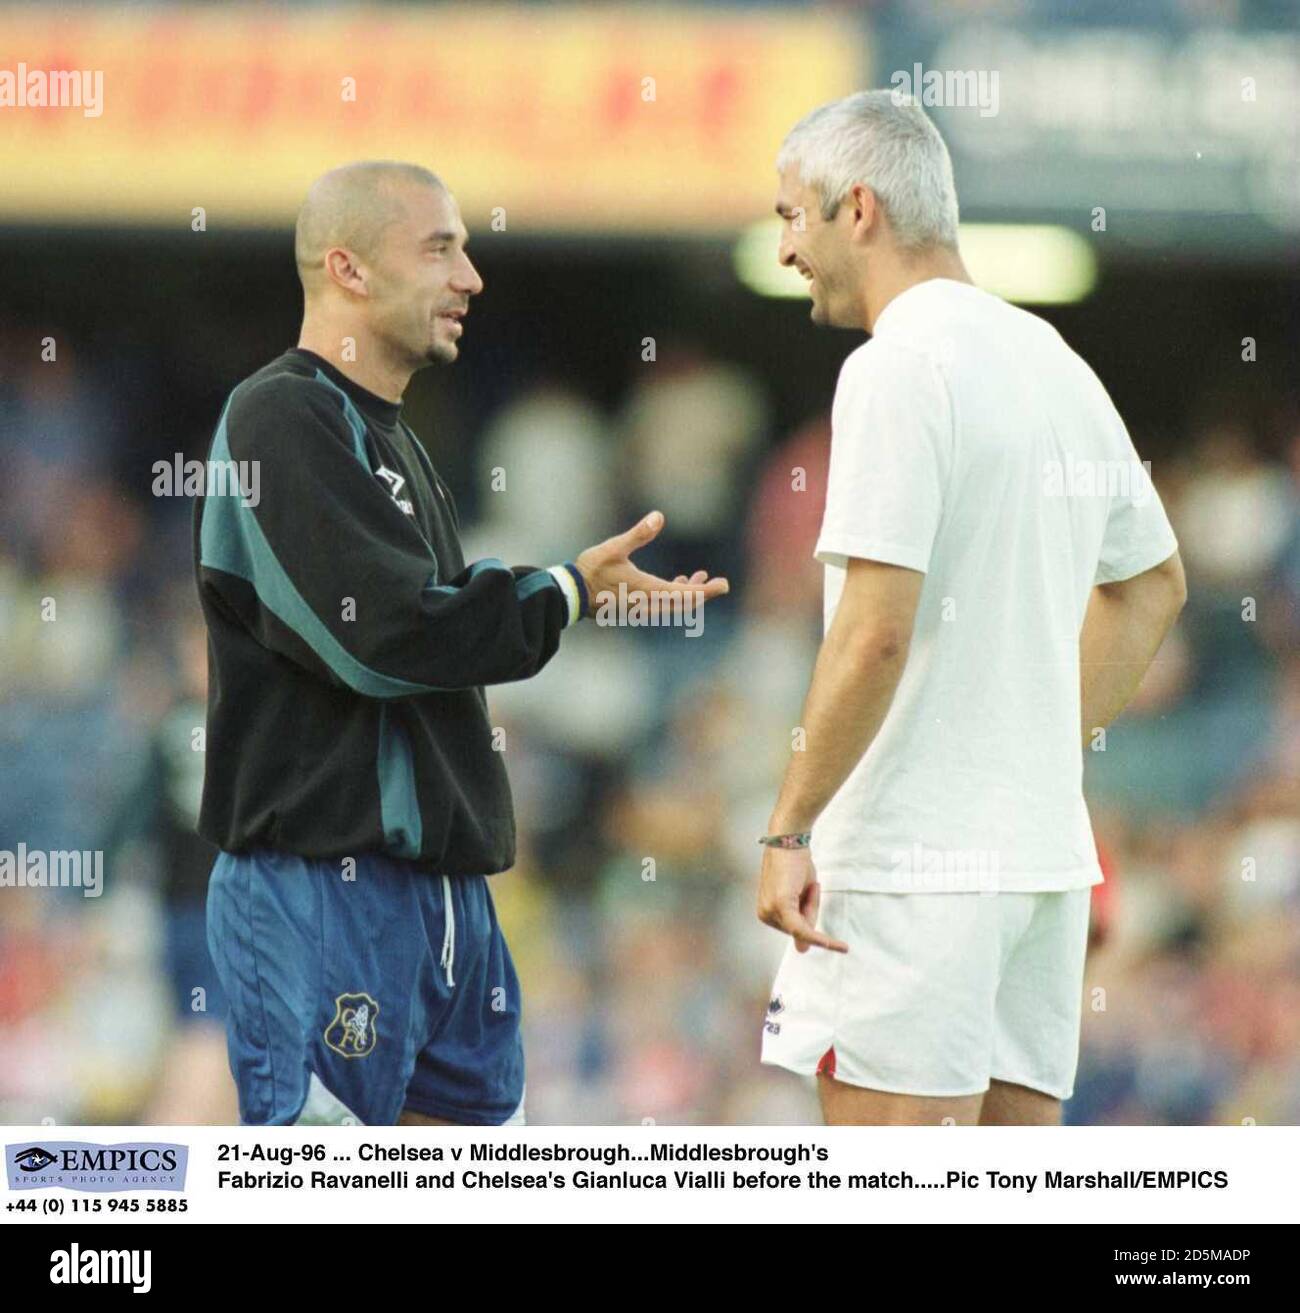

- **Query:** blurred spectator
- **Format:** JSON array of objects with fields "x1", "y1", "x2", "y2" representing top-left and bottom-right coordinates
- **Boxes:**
[
  {"x1": 102, "y1": 599, "x2": 237, "y2": 1125},
  {"x1": 0, "y1": 314, "x2": 1297, "y2": 1129}
]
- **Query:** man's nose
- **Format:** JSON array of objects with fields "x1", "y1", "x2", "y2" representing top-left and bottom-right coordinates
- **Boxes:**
[
  {"x1": 454, "y1": 254, "x2": 484, "y2": 297},
  {"x1": 777, "y1": 234, "x2": 796, "y2": 267}
]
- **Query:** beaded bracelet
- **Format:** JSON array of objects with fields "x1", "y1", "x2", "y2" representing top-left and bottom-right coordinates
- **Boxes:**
[{"x1": 757, "y1": 832, "x2": 812, "y2": 850}]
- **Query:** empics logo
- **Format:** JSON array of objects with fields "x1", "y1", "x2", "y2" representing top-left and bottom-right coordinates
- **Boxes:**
[
  {"x1": 13, "y1": 1146, "x2": 56, "y2": 1172},
  {"x1": 6, "y1": 1141, "x2": 187, "y2": 1192},
  {"x1": 50, "y1": 1245, "x2": 151, "y2": 1294}
]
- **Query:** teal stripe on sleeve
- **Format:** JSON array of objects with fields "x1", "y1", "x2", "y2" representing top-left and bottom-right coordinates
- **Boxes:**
[
  {"x1": 377, "y1": 704, "x2": 423, "y2": 858},
  {"x1": 313, "y1": 370, "x2": 372, "y2": 469},
  {"x1": 422, "y1": 561, "x2": 559, "y2": 606},
  {"x1": 198, "y1": 400, "x2": 443, "y2": 698},
  {"x1": 516, "y1": 570, "x2": 561, "y2": 602},
  {"x1": 423, "y1": 558, "x2": 511, "y2": 598}
]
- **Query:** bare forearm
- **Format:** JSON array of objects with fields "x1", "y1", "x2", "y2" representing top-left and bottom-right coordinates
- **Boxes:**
[
  {"x1": 769, "y1": 626, "x2": 908, "y2": 832},
  {"x1": 1079, "y1": 566, "x2": 1185, "y2": 742}
]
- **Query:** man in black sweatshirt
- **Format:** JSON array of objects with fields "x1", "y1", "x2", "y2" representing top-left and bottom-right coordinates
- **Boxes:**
[{"x1": 195, "y1": 161, "x2": 727, "y2": 1126}]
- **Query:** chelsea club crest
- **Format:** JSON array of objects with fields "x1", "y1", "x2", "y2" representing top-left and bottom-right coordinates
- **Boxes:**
[{"x1": 324, "y1": 992, "x2": 380, "y2": 1058}]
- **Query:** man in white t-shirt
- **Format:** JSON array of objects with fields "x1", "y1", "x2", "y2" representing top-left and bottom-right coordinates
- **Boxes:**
[{"x1": 757, "y1": 91, "x2": 1187, "y2": 1126}]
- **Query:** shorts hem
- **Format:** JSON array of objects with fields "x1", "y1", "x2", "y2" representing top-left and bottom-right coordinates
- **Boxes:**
[
  {"x1": 990, "y1": 1071, "x2": 1072, "y2": 1102},
  {"x1": 761, "y1": 1052, "x2": 989, "y2": 1100},
  {"x1": 400, "y1": 1093, "x2": 520, "y2": 1127}
]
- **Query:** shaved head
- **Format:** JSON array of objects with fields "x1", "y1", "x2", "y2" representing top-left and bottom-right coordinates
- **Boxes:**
[
  {"x1": 295, "y1": 161, "x2": 446, "y2": 294},
  {"x1": 295, "y1": 160, "x2": 482, "y2": 385}
]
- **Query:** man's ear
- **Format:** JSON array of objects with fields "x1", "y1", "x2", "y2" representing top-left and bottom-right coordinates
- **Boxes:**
[
  {"x1": 848, "y1": 184, "x2": 877, "y2": 241},
  {"x1": 324, "y1": 247, "x2": 367, "y2": 296}
]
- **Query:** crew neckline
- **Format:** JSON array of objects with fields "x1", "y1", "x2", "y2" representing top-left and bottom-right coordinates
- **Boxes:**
[
  {"x1": 290, "y1": 347, "x2": 404, "y2": 428},
  {"x1": 871, "y1": 277, "x2": 983, "y2": 338}
]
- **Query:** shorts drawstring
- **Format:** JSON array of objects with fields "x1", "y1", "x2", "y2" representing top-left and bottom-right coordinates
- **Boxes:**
[{"x1": 440, "y1": 874, "x2": 456, "y2": 988}]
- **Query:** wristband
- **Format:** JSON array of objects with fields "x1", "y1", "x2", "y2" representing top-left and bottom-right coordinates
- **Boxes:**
[
  {"x1": 546, "y1": 564, "x2": 582, "y2": 627},
  {"x1": 757, "y1": 832, "x2": 812, "y2": 850},
  {"x1": 560, "y1": 561, "x2": 590, "y2": 620}
]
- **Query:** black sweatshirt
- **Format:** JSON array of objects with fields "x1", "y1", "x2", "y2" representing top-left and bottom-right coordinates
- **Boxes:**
[{"x1": 193, "y1": 347, "x2": 579, "y2": 874}]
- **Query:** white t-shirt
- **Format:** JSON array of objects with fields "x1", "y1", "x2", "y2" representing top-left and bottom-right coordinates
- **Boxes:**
[{"x1": 812, "y1": 278, "x2": 1178, "y2": 894}]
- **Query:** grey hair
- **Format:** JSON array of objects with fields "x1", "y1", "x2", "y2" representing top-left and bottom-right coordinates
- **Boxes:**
[{"x1": 776, "y1": 90, "x2": 959, "y2": 250}]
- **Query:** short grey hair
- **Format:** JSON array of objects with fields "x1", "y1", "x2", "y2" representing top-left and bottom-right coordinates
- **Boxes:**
[{"x1": 777, "y1": 90, "x2": 959, "y2": 250}]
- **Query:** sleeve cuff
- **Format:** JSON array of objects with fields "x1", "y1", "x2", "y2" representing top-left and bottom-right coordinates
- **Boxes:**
[
  {"x1": 813, "y1": 534, "x2": 932, "y2": 574},
  {"x1": 1094, "y1": 532, "x2": 1180, "y2": 585}
]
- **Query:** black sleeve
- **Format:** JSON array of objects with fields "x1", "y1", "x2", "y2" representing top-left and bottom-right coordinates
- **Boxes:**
[{"x1": 197, "y1": 373, "x2": 572, "y2": 698}]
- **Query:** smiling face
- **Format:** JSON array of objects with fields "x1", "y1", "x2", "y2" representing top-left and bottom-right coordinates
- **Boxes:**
[
  {"x1": 365, "y1": 182, "x2": 483, "y2": 368},
  {"x1": 774, "y1": 164, "x2": 866, "y2": 330}
]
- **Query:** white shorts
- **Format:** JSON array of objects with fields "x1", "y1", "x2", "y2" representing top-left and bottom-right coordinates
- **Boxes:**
[{"x1": 761, "y1": 888, "x2": 1092, "y2": 1101}]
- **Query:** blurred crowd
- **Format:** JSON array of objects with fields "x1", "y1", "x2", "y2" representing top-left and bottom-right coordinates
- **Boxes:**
[{"x1": 0, "y1": 315, "x2": 1297, "y2": 1127}]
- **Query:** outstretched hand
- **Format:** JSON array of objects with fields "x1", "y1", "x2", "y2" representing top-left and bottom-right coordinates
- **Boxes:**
[{"x1": 574, "y1": 511, "x2": 729, "y2": 616}]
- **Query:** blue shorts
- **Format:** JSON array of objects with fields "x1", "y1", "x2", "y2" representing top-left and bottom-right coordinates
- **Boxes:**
[
  {"x1": 206, "y1": 850, "x2": 524, "y2": 1126},
  {"x1": 164, "y1": 895, "x2": 228, "y2": 1024}
]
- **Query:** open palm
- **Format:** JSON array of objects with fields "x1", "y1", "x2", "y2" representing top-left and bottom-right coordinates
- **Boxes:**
[{"x1": 574, "y1": 511, "x2": 729, "y2": 614}]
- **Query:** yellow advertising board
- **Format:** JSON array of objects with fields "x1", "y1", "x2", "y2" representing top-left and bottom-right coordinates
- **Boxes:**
[{"x1": 0, "y1": 5, "x2": 860, "y2": 232}]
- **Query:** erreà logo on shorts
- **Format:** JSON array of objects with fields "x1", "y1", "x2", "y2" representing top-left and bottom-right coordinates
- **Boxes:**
[
  {"x1": 50, "y1": 1244, "x2": 151, "y2": 1294},
  {"x1": 6, "y1": 1141, "x2": 188, "y2": 1192}
]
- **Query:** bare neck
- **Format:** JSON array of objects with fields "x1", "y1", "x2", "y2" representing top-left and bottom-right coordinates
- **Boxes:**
[
  {"x1": 297, "y1": 319, "x2": 410, "y2": 404},
  {"x1": 864, "y1": 247, "x2": 973, "y2": 333}
]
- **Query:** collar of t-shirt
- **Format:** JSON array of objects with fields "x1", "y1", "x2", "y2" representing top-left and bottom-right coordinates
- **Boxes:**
[{"x1": 870, "y1": 276, "x2": 984, "y2": 340}]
